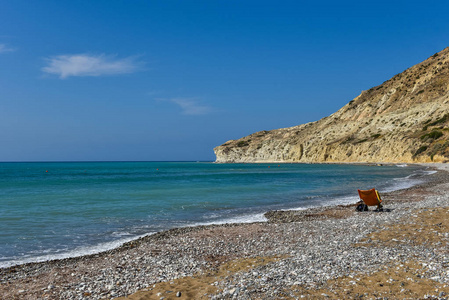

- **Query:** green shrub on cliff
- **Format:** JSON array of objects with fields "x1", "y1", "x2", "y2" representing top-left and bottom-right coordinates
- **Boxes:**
[
  {"x1": 414, "y1": 145, "x2": 428, "y2": 157},
  {"x1": 428, "y1": 114, "x2": 449, "y2": 126},
  {"x1": 421, "y1": 130, "x2": 443, "y2": 140},
  {"x1": 237, "y1": 140, "x2": 250, "y2": 147}
]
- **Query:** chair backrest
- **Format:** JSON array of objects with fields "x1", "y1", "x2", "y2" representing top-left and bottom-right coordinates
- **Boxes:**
[{"x1": 357, "y1": 188, "x2": 382, "y2": 206}]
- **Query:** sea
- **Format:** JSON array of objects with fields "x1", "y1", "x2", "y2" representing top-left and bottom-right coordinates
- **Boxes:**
[{"x1": 0, "y1": 161, "x2": 432, "y2": 268}]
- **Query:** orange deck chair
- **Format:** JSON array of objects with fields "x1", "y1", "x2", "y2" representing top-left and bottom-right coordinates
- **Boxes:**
[{"x1": 357, "y1": 188, "x2": 383, "y2": 211}]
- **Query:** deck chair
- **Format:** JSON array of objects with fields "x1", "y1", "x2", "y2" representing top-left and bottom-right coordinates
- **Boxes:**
[{"x1": 357, "y1": 188, "x2": 383, "y2": 212}]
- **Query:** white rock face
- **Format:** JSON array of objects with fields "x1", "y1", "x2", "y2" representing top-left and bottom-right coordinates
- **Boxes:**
[{"x1": 215, "y1": 48, "x2": 449, "y2": 164}]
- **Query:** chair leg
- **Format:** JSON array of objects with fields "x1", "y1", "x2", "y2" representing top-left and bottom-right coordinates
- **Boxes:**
[{"x1": 375, "y1": 204, "x2": 383, "y2": 212}]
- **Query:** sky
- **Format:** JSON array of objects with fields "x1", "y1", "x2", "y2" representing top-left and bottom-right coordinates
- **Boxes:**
[{"x1": 1, "y1": 1, "x2": 449, "y2": 162}]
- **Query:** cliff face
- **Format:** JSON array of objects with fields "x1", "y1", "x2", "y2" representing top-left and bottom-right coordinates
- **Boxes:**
[{"x1": 214, "y1": 48, "x2": 449, "y2": 163}]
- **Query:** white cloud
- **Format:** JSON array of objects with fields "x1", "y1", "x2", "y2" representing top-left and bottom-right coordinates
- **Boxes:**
[
  {"x1": 163, "y1": 98, "x2": 213, "y2": 115},
  {"x1": 0, "y1": 44, "x2": 15, "y2": 53},
  {"x1": 42, "y1": 54, "x2": 143, "y2": 78}
]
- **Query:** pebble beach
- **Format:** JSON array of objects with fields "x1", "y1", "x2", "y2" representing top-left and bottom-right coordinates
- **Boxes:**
[{"x1": 1, "y1": 164, "x2": 449, "y2": 299}]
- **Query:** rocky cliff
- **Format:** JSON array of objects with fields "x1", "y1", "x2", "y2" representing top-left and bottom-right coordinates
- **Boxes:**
[{"x1": 214, "y1": 48, "x2": 449, "y2": 163}]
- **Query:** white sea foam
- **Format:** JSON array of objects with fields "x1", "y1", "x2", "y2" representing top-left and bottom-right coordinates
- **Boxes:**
[
  {"x1": 191, "y1": 213, "x2": 267, "y2": 227},
  {"x1": 0, "y1": 233, "x2": 154, "y2": 269},
  {"x1": 423, "y1": 170, "x2": 437, "y2": 175},
  {"x1": 382, "y1": 178, "x2": 423, "y2": 193},
  {"x1": 396, "y1": 164, "x2": 408, "y2": 167},
  {"x1": 111, "y1": 231, "x2": 133, "y2": 237}
]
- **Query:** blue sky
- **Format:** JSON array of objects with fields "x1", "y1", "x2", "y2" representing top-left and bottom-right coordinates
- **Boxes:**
[{"x1": 1, "y1": 1, "x2": 448, "y2": 161}]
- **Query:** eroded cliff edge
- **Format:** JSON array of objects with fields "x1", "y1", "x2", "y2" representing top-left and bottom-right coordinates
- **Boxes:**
[{"x1": 215, "y1": 48, "x2": 449, "y2": 163}]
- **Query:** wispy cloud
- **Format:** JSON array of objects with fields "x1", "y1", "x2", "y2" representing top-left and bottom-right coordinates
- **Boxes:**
[
  {"x1": 0, "y1": 44, "x2": 15, "y2": 53},
  {"x1": 42, "y1": 54, "x2": 144, "y2": 79},
  {"x1": 161, "y1": 98, "x2": 214, "y2": 115}
]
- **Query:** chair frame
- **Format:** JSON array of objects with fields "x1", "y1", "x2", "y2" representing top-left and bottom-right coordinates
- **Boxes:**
[{"x1": 357, "y1": 188, "x2": 383, "y2": 211}]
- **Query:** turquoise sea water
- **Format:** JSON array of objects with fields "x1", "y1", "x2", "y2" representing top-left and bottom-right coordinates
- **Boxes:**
[{"x1": 0, "y1": 162, "x2": 429, "y2": 267}]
